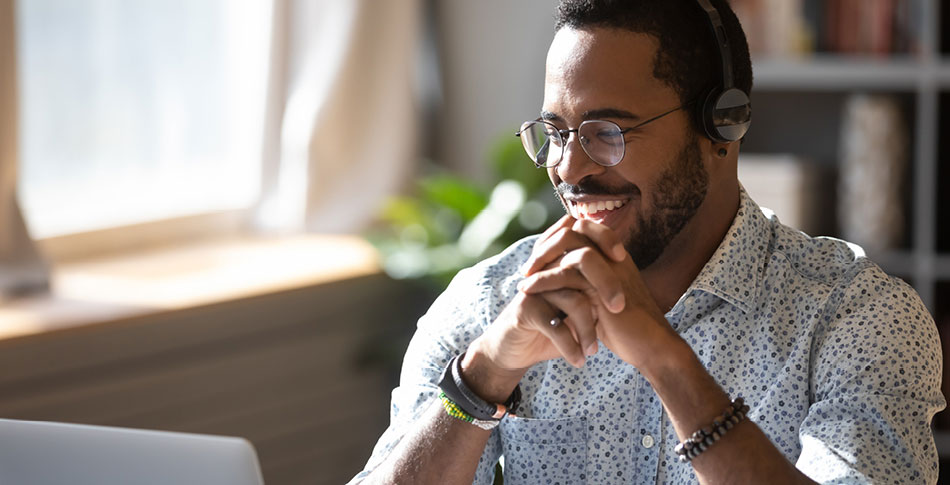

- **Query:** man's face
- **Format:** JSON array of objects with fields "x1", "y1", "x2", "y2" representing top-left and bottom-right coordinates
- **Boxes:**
[{"x1": 542, "y1": 27, "x2": 709, "y2": 269}]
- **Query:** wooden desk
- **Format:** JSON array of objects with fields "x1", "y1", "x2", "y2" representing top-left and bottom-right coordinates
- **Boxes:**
[{"x1": 0, "y1": 236, "x2": 423, "y2": 485}]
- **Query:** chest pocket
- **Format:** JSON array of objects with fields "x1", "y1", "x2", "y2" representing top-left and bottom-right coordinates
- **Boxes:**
[{"x1": 500, "y1": 416, "x2": 588, "y2": 485}]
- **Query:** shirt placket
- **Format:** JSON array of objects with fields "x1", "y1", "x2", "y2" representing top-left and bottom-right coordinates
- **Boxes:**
[{"x1": 631, "y1": 374, "x2": 664, "y2": 482}]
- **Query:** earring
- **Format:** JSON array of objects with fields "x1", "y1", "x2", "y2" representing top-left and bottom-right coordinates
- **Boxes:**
[{"x1": 717, "y1": 148, "x2": 728, "y2": 157}]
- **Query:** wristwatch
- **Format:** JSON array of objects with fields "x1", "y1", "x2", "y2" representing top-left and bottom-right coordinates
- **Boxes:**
[{"x1": 438, "y1": 353, "x2": 522, "y2": 422}]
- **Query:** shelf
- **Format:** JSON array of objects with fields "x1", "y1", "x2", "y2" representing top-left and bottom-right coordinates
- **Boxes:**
[
  {"x1": 937, "y1": 255, "x2": 950, "y2": 278},
  {"x1": 868, "y1": 253, "x2": 950, "y2": 280},
  {"x1": 935, "y1": 430, "x2": 950, "y2": 459},
  {"x1": 753, "y1": 56, "x2": 942, "y2": 91},
  {"x1": 868, "y1": 250, "x2": 917, "y2": 278}
]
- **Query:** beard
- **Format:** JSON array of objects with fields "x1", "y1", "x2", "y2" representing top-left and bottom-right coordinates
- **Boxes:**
[{"x1": 555, "y1": 134, "x2": 708, "y2": 270}]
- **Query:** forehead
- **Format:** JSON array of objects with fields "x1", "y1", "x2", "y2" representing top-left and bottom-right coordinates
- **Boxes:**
[{"x1": 543, "y1": 27, "x2": 677, "y2": 118}]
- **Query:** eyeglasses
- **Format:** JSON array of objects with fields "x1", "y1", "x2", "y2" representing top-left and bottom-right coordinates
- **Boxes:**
[{"x1": 515, "y1": 103, "x2": 689, "y2": 168}]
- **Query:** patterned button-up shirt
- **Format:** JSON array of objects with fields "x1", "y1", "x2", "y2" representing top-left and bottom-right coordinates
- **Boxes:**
[{"x1": 350, "y1": 188, "x2": 945, "y2": 484}]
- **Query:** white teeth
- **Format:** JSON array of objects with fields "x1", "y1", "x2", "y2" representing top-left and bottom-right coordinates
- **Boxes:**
[{"x1": 570, "y1": 199, "x2": 626, "y2": 218}]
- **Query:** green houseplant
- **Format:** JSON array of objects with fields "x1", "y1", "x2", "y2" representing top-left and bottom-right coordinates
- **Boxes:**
[{"x1": 367, "y1": 134, "x2": 562, "y2": 291}]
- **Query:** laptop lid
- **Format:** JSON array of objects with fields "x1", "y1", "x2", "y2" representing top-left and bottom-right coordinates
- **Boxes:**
[{"x1": 0, "y1": 419, "x2": 265, "y2": 485}]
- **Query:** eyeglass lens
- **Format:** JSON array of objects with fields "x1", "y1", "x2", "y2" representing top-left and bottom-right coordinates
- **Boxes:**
[{"x1": 519, "y1": 120, "x2": 625, "y2": 167}]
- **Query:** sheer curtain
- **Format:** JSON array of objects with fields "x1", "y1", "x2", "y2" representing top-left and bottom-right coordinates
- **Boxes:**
[
  {"x1": 0, "y1": 0, "x2": 47, "y2": 296},
  {"x1": 0, "y1": 0, "x2": 420, "y2": 295},
  {"x1": 255, "y1": 0, "x2": 421, "y2": 234}
]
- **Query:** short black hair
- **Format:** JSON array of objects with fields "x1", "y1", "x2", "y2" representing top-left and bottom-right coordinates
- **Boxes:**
[{"x1": 554, "y1": 0, "x2": 753, "y2": 113}]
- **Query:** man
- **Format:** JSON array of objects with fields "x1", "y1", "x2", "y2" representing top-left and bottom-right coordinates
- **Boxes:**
[{"x1": 350, "y1": 1, "x2": 945, "y2": 483}]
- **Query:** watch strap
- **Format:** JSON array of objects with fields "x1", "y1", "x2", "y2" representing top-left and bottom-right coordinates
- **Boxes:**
[{"x1": 438, "y1": 353, "x2": 521, "y2": 421}]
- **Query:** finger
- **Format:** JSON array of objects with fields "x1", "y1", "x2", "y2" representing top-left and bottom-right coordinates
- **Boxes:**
[
  {"x1": 523, "y1": 218, "x2": 627, "y2": 276},
  {"x1": 519, "y1": 294, "x2": 586, "y2": 367},
  {"x1": 522, "y1": 216, "x2": 576, "y2": 276},
  {"x1": 523, "y1": 227, "x2": 592, "y2": 277},
  {"x1": 538, "y1": 214, "x2": 576, "y2": 244},
  {"x1": 570, "y1": 218, "x2": 627, "y2": 262},
  {"x1": 520, "y1": 248, "x2": 625, "y2": 313},
  {"x1": 561, "y1": 247, "x2": 626, "y2": 312},
  {"x1": 540, "y1": 289, "x2": 599, "y2": 357},
  {"x1": 519, "y1": 266, "x2": 591, "y2": 294}
]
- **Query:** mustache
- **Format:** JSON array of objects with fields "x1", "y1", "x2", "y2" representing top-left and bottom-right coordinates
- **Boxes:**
[{"x1": 555, "y1": 180, "x2": 640, "y2": 198}]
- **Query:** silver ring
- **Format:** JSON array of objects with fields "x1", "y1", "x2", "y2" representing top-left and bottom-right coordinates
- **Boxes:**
[{"x1": 549, "y1": 311, "x2": 567, "y2": 327}]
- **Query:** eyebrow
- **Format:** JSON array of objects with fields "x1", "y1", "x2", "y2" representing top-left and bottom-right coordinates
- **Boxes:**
[{"x1": 540, "y1": 108, "x2": 642, "y2": 122}]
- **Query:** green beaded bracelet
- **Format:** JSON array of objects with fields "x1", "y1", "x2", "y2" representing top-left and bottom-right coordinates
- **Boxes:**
[{"x1": 439, "y1": 392, "x2": 501, "y2": 430}]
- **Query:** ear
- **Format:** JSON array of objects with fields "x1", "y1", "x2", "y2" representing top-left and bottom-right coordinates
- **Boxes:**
[
  {"x1": 697, "y1": 136, "x2": 725, "y2": 161},
  {"x1": 703, "y1": 139, "x2": 740, "y2": 180},
  {"x1": 711, "y1": 140, "x2": 740, "y2": 159}
]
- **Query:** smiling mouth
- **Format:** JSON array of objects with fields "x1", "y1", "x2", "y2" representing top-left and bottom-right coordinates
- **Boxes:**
[{"x1": 568, "y1": 199, "x2": 628, "y2": 220}]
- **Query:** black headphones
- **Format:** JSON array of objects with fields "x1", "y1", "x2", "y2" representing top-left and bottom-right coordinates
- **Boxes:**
[{"x1": 694, "y1": 0, "x2": 752, "y2": 143}]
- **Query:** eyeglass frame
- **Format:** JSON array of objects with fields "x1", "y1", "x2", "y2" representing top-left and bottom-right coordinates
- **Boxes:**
[{"x1": 515, "y1": 101, "x2": 694, "y2": 168}]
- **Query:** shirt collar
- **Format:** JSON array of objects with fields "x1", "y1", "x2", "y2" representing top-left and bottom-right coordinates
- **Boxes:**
[{"x1": 686, "y1": 185, "x2": 771, "y2": 314}]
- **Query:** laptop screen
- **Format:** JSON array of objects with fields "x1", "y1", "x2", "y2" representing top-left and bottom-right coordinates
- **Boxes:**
[{"x1": 0, "y1": 419, "x2": 265, "y2": 485}]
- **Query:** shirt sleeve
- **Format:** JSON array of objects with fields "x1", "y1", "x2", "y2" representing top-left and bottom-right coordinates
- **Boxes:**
[
  {"x1": 796, "y1": 265, "x2": 946, "y2": 484},
  {"x1": 346, "y1": 264, "x2": 504, "y2": 485}
]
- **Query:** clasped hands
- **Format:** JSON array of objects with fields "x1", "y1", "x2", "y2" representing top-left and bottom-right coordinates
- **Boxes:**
[{"x1": 472, "y1": 215, "x2": 675, "y2": 379}]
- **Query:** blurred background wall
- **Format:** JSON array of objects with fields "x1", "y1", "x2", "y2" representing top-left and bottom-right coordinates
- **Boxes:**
[{"x1": 428, "y1": 0, "x2": 555, "y2": 180}]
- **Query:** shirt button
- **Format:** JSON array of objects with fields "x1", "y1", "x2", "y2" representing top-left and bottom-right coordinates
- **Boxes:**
[
  {"x1": 641, "y1": 434, "x2": 655, "y2": 449},
  {"x1": 684, "y1": 295, "x2": 695, "y2": 307}
]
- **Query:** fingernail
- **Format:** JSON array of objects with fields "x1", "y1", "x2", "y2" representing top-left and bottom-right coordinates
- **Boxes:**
[
  {"x1": 518, "y1": 277, "x2": 534, "y2": 292},
  {"x1": 520, "y1": 261, "x2": 532, "y2": 276},
  {"x1": 609, "y1": 294, "x2": 625, "y2": 313},
  {"x1": 586, "y1": 342, "x2": 598, "y2": 356},
  {"x1": 613, "y1": 244, "x2": 626, "y2": 261}
]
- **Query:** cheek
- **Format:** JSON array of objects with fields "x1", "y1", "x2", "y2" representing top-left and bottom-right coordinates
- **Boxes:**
[
  {"x1": 608, "y1": 156, "x2": 651, "y2": 190},
  {"x1": 625, "y1": 138, "x2": 668, "y2": 171},
  {"x1": 625, "y1": 133, "x2": 692, "y2": 186}
]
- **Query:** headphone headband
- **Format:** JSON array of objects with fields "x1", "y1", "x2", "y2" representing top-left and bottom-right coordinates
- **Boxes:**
[{"x1": 695, "y1": 0, "x2": 734, "y2": 89}]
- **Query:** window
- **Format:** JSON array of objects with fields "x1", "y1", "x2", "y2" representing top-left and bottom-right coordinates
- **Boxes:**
[{"x1": 16, "y1": 0, "x2": 272, "y2": 238}]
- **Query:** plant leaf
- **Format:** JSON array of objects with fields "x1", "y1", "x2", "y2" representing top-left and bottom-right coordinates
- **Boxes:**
[
  {"x1": 490, "y1": 133, "x2": 550, "y2": 193},
  {"x1": 419, "y1": 175, "x2": 488, "y2": 223}
]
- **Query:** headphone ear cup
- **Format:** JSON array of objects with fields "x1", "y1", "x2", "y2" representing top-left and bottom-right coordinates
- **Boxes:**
[
  {"x1": 702, "y1": 87, "x2": 752, "y2": 143},
  {"x1": 698, "y1": 88, "x2": 724, "y2": 143}
]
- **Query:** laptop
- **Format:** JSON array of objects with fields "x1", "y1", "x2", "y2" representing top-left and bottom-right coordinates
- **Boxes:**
[{"x1": 0, "y1": 419, "x2": 265, "y2": 485}]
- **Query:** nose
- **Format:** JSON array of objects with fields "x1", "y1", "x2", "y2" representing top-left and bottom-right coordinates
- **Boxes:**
[{"x1": 554, "y1": 133, "x2": 606, "y2": 185}]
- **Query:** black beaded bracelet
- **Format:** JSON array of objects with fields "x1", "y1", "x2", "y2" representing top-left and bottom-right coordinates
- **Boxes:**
[{"x1": 674, "y1": 397, "x2": 750, "y2": 463}]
